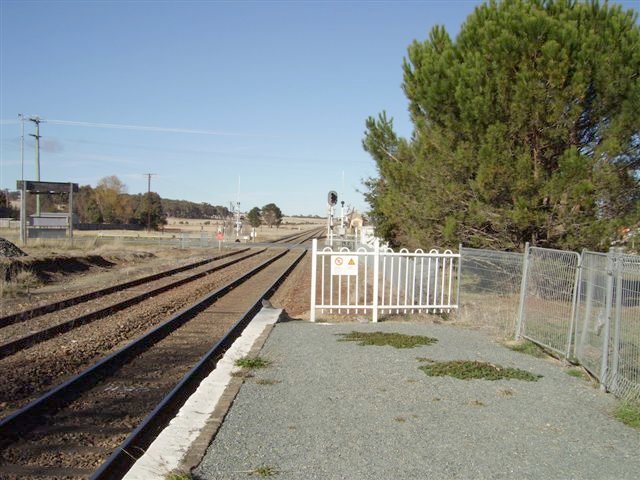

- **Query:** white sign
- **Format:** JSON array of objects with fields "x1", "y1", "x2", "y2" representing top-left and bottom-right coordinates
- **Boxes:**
[{"x1": 331, "y1": 255, "x2": 358, "y2": 276}]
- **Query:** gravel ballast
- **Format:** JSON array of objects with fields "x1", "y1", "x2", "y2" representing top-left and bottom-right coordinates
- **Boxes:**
[{"x1": 194, "y1": 321, "x2": 640, "y2": 480}]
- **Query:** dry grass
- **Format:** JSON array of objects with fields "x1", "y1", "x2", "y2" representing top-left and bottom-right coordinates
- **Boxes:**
[
  {"x1": 453, "y1": 292, "x2": 520, "y2": 340},
  {"x1": 0, "y1": 269, "x2": 41, "y2": 298}
]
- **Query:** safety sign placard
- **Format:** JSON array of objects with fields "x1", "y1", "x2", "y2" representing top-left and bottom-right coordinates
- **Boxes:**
[{"x1": 331, "y1": 255, "x2": 358, "y2": 276}]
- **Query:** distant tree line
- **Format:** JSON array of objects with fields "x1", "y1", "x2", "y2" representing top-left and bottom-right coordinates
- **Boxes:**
[
  {"x1": 73, "y1": 176, "x2": 167, "y2": 229},
  {"x1": 161, "y1": 199, "x2": 230, "y2": 219},
  {"x1": 3, "y1": 175, "x2": 286, "y2": 232}
]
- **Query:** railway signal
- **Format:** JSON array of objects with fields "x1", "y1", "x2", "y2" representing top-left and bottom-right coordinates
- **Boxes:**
[{"x1": 328, "y1": 190, "x2": 338, "y2": 206}]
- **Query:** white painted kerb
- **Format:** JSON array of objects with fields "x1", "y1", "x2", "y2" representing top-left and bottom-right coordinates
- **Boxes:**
[{"x1": 122, "y1": 307, "x2": 283, "y2": 480}]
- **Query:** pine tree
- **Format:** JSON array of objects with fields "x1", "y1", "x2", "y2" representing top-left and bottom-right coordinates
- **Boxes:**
[
  {"x1": 247, "y1": 207, "x2": 262, "y2": 228},
  {"x1": 363, "y1": 0, "x2": 640, "y2": 251}
]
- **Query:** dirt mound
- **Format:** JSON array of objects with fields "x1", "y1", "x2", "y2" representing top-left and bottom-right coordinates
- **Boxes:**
[{"x1": 0, "y1": 237, "x2": 27, "y2": 258}]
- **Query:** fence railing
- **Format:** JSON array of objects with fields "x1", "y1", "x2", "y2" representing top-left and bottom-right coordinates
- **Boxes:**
[{"x1": 310, "y1": 239, "x2": 460, "y2": 322}]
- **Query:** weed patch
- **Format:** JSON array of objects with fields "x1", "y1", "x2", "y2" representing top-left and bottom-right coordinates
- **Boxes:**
[
  {"x1": 417, "y1": 358, "x2": 542, "y2": 381},
  {"x1": 235, "y1": 356, "x2": 271, "y2": 369},
  {"x1": 566, "y1": 367, "x2": 591, "y2": 381},
  {"x1": 337, "y1": 331, "x2": 437, "y2": 349},
  {"x1": 255, "y1": 378, "x2": 281, "y2": 385},
  {"x1": 505, "y1": 340, "x2": 547, "y2": 358},
  {"x1": 166, "y1": 472, "x2": 192, "y2": 480},
  {"x1": 614, "y1": 401, "x2": 640, "y2": 430},
  {"x1": 251, "y1": 465, "x2": 279, "y2": 477}
]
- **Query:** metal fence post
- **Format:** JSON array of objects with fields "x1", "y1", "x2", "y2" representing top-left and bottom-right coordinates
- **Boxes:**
[
  {"x1": 372, "y1": 239, "x2": 380, "y2": 323},
  {"x1": 457, "y1": 244, "x2": 463, "y2": 308},
  {"x1": 600, "y1": 252, "x2": 614, "y2": 391},
  {"x1": 515, "y1": 242, "x2": 530, "y2": 340},
  {"x1": 611, "y1": 250, "x2": 623, "y2": 392},
  {"x1": 310, "y1": 239, "x2": 318, "y2": 322},
  {"x1": 577, "y1": 250, "x2": 594, "y2": 359},
  {"x1": 565, "y1": 253, "x2": 582, "y2": 359}
]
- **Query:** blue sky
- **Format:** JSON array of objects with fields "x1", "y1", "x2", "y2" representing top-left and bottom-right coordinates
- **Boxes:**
[{"x1": 1, "y1": 0, "x2": 636, "y2": 217}]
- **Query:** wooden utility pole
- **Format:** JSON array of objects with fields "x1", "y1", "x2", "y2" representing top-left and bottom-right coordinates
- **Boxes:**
[
  {"x1": 143, "y1": 173, "x2": 157, "y2": 231},
  {"x1": 29, "y1": 117, "x2": 42, "y2": 215}
]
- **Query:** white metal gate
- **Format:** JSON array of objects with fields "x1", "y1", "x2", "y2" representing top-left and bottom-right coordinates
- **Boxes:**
[{"x1": 310, "y1": 239, "x2": 460, "y2": 322}]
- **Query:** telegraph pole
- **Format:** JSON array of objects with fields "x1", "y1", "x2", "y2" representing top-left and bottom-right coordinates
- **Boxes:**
[
  {"x1": 18, "y1": 114, "x2": 24, "y2": 181},
  {"x1": 143, "y1": 173, "x2": 156, "y2": 231},
  {"x1": 18, "y1": 114, "x2": 25, "y2": 244},
  {"x1": 29, "y1": 116, "x2": 42, "y2": 215}
]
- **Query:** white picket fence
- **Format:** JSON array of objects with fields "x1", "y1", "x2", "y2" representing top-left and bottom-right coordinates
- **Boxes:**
[{"x1": 310, "y1": 239, "x2": 460, "y2": 322}]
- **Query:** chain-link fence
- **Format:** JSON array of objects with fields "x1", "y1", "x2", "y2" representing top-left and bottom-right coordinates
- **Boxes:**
[
  {"x1": 517, "y1": 247, "x2": 581, "y2": 357},
  {"x1": 459, "y1": 245, "x2": 640, "y2": 402},
  {"x1": 458, "y1": 247, "x2": 524, "y2": 338},
  {"x1": 575, "y1": 251, "x2": 640, "y2": 401}
]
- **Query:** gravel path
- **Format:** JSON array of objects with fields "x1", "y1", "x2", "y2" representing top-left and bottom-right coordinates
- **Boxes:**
[{"x1": 194, "y1": 321, "x2": 640, "y2": 480}]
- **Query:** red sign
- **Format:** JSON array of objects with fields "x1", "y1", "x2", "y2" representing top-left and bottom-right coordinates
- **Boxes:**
[{"x1": 216, "y1": 232, "x2": 224, "y2": 241}]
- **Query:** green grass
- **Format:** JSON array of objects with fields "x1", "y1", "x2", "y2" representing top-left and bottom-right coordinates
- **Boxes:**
[
  {"x1": 566, "y1": 367, "x2": 591, "y2": 381},
  {"x1": 234, "y1": 356, "x2": 271, "y2": 369},
  {"x1": 417, "y1": 358, "x2": 542, "y2": 382},
  {"x1": 251, "y1": 465, "x2": 279, "y2": 477},
  {"x1": 614, "y1": 401, "x2": 640, "y2": 430},
  {"x1": 336, "y1": 331, "x2": 437, "y2": 349},
  {"x1": 166, "y1": 472, "x2": 192, "y2": 480},
  {"x1": 505, "y1": 340, "x2": 547, "y2": 358}
]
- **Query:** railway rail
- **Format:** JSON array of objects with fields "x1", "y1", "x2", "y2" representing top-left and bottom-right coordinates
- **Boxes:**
[
  {"x1": 0, "y1": 248, "x2": 264, "y2": 359},
  {"x1": 0, "y1": 228, "x2": 322, "y2": 360},
  {"x1": 0, "y1": 228, "x2": 320, "y2": 479}
]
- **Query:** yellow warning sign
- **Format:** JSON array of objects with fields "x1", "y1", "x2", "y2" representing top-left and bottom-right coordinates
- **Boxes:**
[{"x1": 331, "y1": 255, "x2": 358, "y2": 276}]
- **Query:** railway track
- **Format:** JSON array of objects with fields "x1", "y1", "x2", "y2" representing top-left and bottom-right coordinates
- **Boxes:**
[
  {"x1": 0, "y1": 228, "x2": 319, "y2": 479},
  {"x1": 0, "y1": 248, "x2": 262, "y2": 359}
]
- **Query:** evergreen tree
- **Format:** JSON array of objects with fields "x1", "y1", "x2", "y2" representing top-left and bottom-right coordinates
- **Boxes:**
[
  {"x1": 135, "y1": 192, "x2": 167, "y2": 230},
  {"x1": 363, "y1": 0, "x2": 640, "y2": 251},
  {"x1": 247, "y1": 207, "x2": 262, "y2": 228},
  {"x1": 261, "y1": 203, "x2": 283, "y2": 228}
]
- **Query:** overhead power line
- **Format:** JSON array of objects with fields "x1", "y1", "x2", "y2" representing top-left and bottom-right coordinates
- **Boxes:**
[{"x1": 45, "y1": 119, "x2": 269, "y2": 137}]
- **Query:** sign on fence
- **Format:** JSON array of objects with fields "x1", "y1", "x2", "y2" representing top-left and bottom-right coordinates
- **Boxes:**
[{"x1": 331, "y1": 255, "x2": 358, "y2": 276}]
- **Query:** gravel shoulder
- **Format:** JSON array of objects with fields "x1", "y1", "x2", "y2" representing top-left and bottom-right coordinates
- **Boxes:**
[{"x1": 194, "y1": 321, "x2": 640, "y2": 480}]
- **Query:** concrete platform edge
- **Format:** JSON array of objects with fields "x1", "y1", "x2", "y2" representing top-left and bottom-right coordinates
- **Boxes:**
[{"x1": 122, "y1": 307, "x2": 283, "y2": 480}]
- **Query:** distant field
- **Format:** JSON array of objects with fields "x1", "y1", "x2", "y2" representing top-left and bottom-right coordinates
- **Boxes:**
[{"x1": 0, "y1": 216, "x2": 326, "y2": 255}]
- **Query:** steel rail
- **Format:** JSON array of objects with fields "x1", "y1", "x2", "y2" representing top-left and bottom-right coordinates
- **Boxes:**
[
  {"x1": 0, "y1": 249, "x2": 291, "y2": 446},
  {"x1": 0, "y1": 248, "x2": 250, "y2": 329},
  {"x1": 91, "y1": 249, "x2": 306, "y2": 480},
  {"x1": 0, "y1": 248, "x2": 267, "y2": 360}
]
